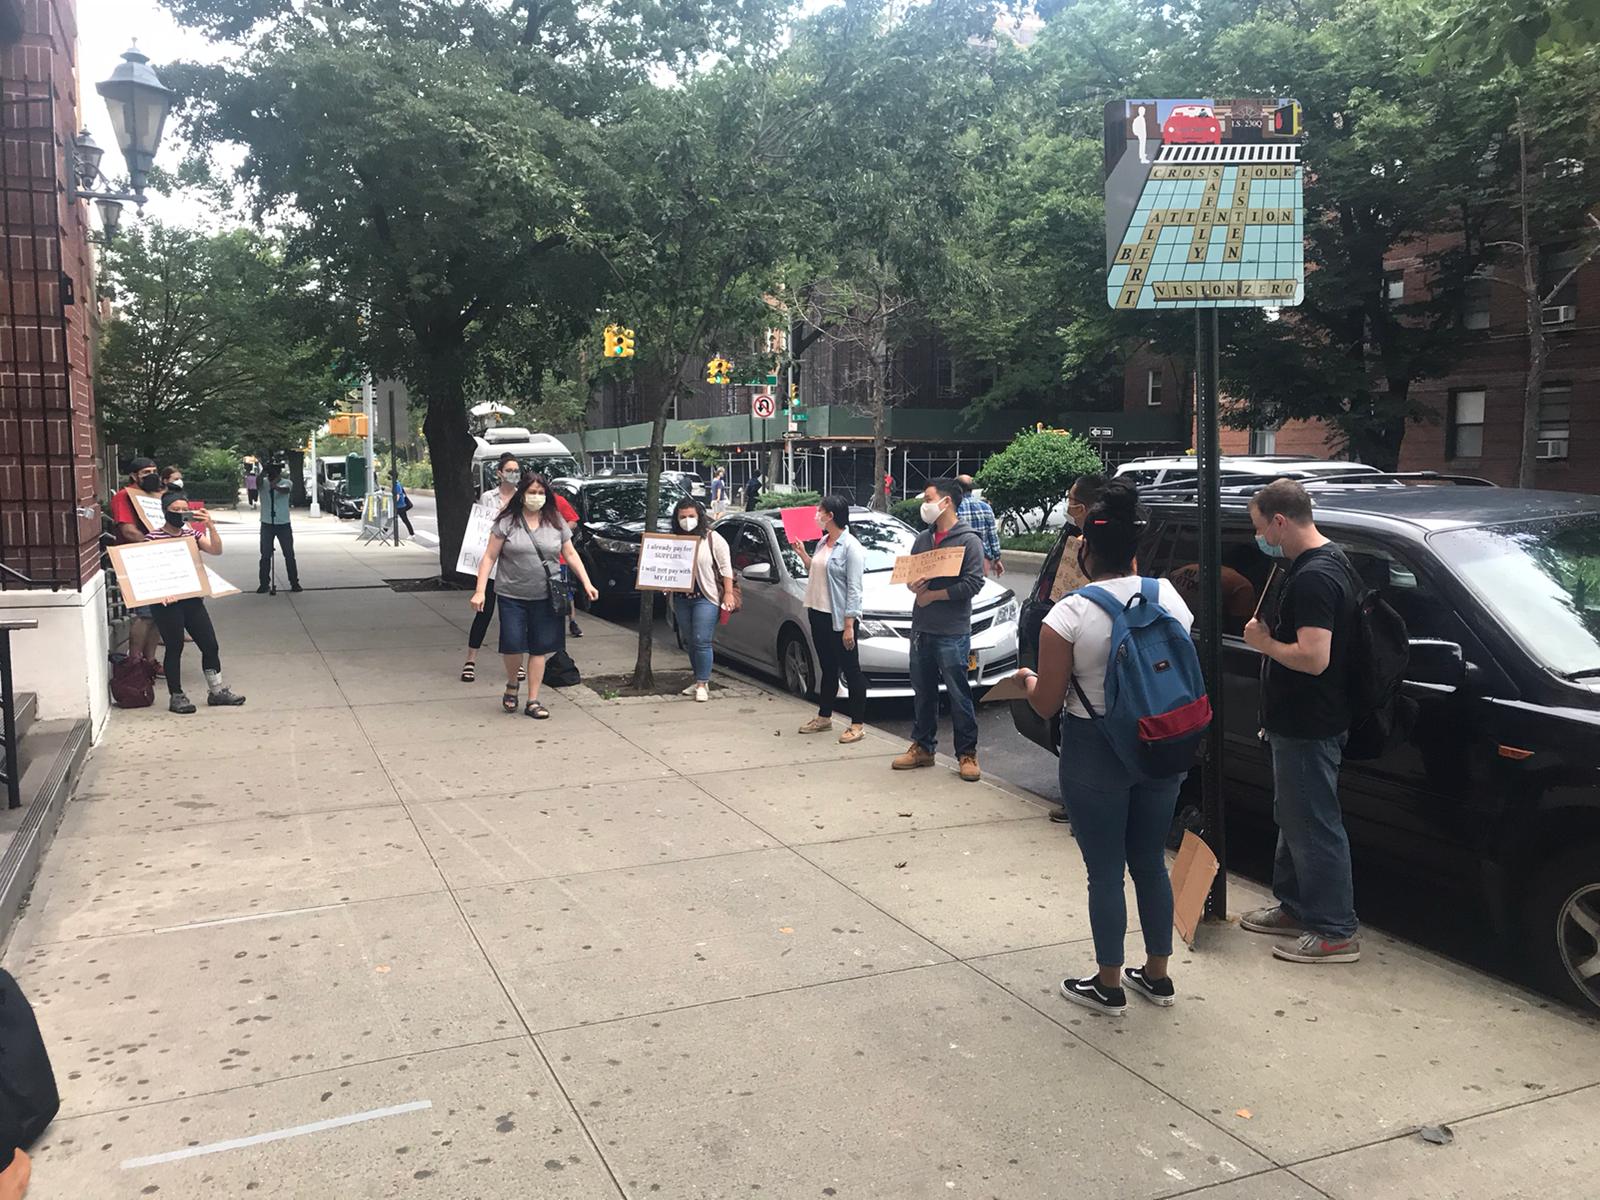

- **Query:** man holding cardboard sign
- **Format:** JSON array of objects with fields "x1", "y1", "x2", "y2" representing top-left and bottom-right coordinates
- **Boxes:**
[{"x1": 893, "y1": 479, "x2": 987, "y2": 782}]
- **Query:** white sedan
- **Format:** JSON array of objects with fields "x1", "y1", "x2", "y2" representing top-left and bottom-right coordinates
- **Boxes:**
[{"x1": 676, "y1": 509, "x2": 1020, "y2": 700}]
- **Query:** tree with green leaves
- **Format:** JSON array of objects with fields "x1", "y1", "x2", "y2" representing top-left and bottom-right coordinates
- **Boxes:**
[
  {"x1": 96, "y1": 221, "x2": 348, "y2": 460},
  {"x1": 975, "y1": 428, "x2": 1102, "y2": 533}
]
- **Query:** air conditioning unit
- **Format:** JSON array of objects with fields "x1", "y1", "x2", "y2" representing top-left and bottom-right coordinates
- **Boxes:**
[{"x1": 1542, "y1": 305, "x2": 1577, "y2": 326}]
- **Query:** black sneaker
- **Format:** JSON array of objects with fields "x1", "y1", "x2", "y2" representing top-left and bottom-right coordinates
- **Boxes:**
[
  {"x1": 255, "y1": 586, "x2": 269, "y2": 594},
  {"x1": 1123, "y1": 967, "x2": 1176, "y2": 1007},
  {"x1": 290, "y1": 584, "x2": 304, "y2": 593},
  {"x1": 568, "y1": 621, "x2": 583, "y2": 638},
  {"x1": 169, "y1": 693, "x2": 196, "y2": 715},
  {"x1": 207, "y1": 687, "x2": 247, "y2": 707},
  {"x1": 1048, "y1": 807, "x2": 1071, "y2": 824},
  {"x1": 1059, "y1": 976, "x2": 1127, "y2": 1017}
]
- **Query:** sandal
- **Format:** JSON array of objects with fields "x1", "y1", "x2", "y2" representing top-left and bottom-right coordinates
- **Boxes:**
[
  {"x1": 461, "y1": 661, "x2": 476, "y2": 683},
  {"x1": 518, "y1": 665, "x2": 527, "y2": 683},
  {"x1": 524, "y1": 700, "x2": 550, "y2": 720},
  {"x1": 502, "y1": 684, "x2": 519, "y2": 713}
]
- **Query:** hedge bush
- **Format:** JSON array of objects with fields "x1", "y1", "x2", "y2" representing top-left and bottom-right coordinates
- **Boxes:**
[
  {"x1": 183, "y1": 446, "x2": 243, "y2": 493},
  {"x1": 889, "y1": 496, "x2": 925, "y2": 526},
  {"x1": 975, "y1": 429, "x2": 1102, "y2": 532},
  {"x1": 754, "y1": 489, "x2": 821, "y2": 511}
]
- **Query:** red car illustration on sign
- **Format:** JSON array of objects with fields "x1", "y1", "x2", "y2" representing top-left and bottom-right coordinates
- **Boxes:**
[{"x1": 1162, "y1": 105, "x2": 1222, "y2": 145}]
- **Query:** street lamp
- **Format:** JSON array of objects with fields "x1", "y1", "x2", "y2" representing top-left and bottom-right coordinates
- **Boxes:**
[
  {"x1": 94, "y1": 198, "x2": 124, "y2": 241},
  {"x1": 71, "y1": 43, "x2": 175, "y2": 211}
]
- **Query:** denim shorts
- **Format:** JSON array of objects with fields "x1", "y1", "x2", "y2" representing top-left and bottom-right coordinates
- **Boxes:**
[
  {"x1": 497, "y1": 594, "x2": 562, "y2": 657},
  {"x1": 131, "y1": 605, "x2": 154, "y2": 618}
]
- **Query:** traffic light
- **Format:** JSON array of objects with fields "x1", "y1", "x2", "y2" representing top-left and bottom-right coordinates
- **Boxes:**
[
  {"x1": 706, "y1": 356, "x2": 732, "y2": 384},
  {"x1": 603, "y1": 324, "x2": 619, "y2": 357},
  {"x1": 619, "y1": 328, "x2": 635, "y2": 358},
  {"x1": 1271, "y1": 101, "x2": 1301, "y2": 137}
]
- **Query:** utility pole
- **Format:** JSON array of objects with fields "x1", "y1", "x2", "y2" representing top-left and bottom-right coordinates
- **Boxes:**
[
  {"x1": 308, "y1": 427, "x2": 322, "y2": 517},
  {"x1": 388, "y1": 388, "x2": 400, "y2": 547}
]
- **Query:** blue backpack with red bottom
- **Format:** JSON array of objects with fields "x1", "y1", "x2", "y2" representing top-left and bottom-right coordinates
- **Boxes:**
[{"x1": 1071, "y1": 579, "x2": 1212, "y2": 779}]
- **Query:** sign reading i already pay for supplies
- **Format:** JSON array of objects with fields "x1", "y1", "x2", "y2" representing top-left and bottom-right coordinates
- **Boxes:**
[
  {"x1": 890, "y1": 545, "x2": 966, "y2": 585},
  {"x1": 635, "y1": 532, "x2": 700, "y2": 593}
]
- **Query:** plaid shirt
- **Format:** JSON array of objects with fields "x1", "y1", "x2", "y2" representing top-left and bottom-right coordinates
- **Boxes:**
[{"x1": 957, "y1": 495, "x2": 1002, "y2": 563}]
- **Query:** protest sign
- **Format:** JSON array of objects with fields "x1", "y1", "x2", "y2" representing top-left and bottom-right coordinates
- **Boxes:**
[
  {"x1": 131, "y1": 491, "x2": 166, "y2": 532},
  {"x1": 978, "y1": 671, "x2": 1032, "y2": 704},
  {"x1": 635, "y1": 533, "x2": 699, "y2": 593},
  {"x1": 203, "y1": 566, "x2": 240, "y2": 599},
  {"x1": 1170, "y1": 831, "x2": 1220, "y2": 948},
  {"x1": 779, "y1": 506, "x2": 823, "y2": 545},
  {"x1": 456, "y1": 504, "x2": 499, "y2": 580},
  {"x1": 108, "y1": 538, "x2": 209, "y2": 607},
  {"x1": 890, "y1": 545, "x2": 966, "y2": 585}
]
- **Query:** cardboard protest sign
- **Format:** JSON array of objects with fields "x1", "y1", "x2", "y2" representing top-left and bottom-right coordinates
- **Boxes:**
[
  {"x1": 635, "y1": 532, "x2": 700, "y2": 593},
  {"x1": 131, "y1": 491, "x2": 166, "y2": 532},
  {"x1": 978, "y1": 671, "x2": 1032, "y2": 704},
  {"x1": 203, "y1": 566, "x2": 240, "y2": 599},
  {"x1": 1170, "y1": 831, "x2": 1220, "y2": 948},
  {"x1": 779, "y1": 505, "x2": 823, "y2": 545},
  {"x1": 109, "y1": 538, "x2": 210, "y2": 607},
  {"x1": 455, "y1": 504, "x2": 499, "y2": 580},
  {"x1": 890, "y1": 545, "x2": 966, "y2": 586}
]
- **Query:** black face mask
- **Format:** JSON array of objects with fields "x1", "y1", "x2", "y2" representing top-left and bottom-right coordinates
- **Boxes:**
[
  {"x1": 165, "y1": 513, "x2": 187, "y2": 528},
  {"x1": 138, "y1": 474, "x2": 163, "y2": 492}
]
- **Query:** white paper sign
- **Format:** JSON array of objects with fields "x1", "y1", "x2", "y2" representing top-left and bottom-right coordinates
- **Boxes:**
[
  {"x1": 635, "y1": 533, "x2": 699, "y2": 593},
  {"x1": 109, "y1": 538, "x2": 209, "y2": 606},
  {"x1": 456, "y1": 504, "x2": 499, "y2": 580},
  {"x1": 204, "y1": 566, "x2": 240, "y2": 598}
]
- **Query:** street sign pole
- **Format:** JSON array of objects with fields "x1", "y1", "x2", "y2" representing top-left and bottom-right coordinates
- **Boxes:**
[
  {"x1": 388, "y1": 388, "x2": 400, "y2": 548},
  {"x1": 1195, "y1": 309, "x2": 1226, "y2": 920}
]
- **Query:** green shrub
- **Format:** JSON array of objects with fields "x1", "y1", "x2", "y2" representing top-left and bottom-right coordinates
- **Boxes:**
[
  {"x1": 183, "y1": 446, "x2": 244, "y2": 492},
  {"x1": 975, "y1": 429, "x2": 1102, "y2": 532},
  {"x1": 1001, "y1": 531, "x2": 1058, "y2": 553},
  {"x1": 183, "y1": 480, "x2": 242, "y2": 505},
  {"x1": 754, "y1": 489, "x2": 820, "y2": 511},
  {"x1": 399, "y1": 460, "x2": 434, "y2": 489},
  {"x1": 889, "y1": 496, "x2": 925, "y2": 526}
]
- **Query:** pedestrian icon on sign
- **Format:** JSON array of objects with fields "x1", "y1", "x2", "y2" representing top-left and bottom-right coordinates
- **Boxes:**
[{"x1": 1133, "y1": 104, "x2": 1151, "y2": 164}]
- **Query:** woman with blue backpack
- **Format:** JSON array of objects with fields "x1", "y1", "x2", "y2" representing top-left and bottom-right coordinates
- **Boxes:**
[{"x1": 1018, "y1": 480, "x2": 1209, "y2": 1017}]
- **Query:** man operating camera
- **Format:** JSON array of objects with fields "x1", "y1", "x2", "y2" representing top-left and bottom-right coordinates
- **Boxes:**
[{"x1": 257, "y1": 461, "x2": 302, "y2": 594}]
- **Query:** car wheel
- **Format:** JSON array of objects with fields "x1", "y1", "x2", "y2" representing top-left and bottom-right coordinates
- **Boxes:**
[
  {"x1": 1522, "y1": 844, "x2": 1600, "y2": 1014},
  {"x1": 778, "y1": 627, "x2": 815, "y2": 700},
  {"x1": 1000, "y1": 512, "x2": 1021, "y2": 537}
]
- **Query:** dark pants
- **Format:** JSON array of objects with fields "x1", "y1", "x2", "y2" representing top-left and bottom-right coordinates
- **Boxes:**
[
  {"x1": 809, "y1": 610, "x2": 866, "y2": 725},
  {"x1": 397, "y1": 507, "x2": 415, "y2": 536},
  {"x1": 151, "y1": 598, "x2": 220, "y2": 696},
  {"x1": 259, "y1": 523, "x2": 299, "y2": 589},
  {"x1": 1059, "y1": 718, "x2": 1184, "y2": 966},
  {"x1": 1268, "y1": 732, "x2": 1357, "y2": 939},
  {"x1": 468, "y1": 578, "x2": 498, "y2": 650},
  {"x1": 909, "y1": 631, "x2": 977, "y2": 758}
]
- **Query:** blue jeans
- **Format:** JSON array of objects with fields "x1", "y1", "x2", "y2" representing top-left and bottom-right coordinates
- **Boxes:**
[
  {"x1": 909, "y1": 632, "x2": 977, "y2": 758},
  {"x1": 1059, "y1": 718, "x2": 1184, "y2": 967},
  {"x1": 1267, "y1": 732, "x2": 1357, "y2": 940},
  {"x1": 673, "y1": 594, "x2": 720, "y2": 682}
]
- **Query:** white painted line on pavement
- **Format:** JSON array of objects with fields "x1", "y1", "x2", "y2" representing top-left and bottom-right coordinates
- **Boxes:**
[
  {"x1": 153, "y1": 903, "x2": 343, "y2": 934},
  {"x1": 120, "y1": 1099, "x2": 433, "y2": 1170}
]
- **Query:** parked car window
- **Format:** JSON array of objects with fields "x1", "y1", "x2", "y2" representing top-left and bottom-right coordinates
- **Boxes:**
[
  {"x1": 1148, "y1": 523, "x2": 1265, "y2": 637},
  {"x1": 1431, "y1": 515, "x2": 1600, "y2": 679},
  {"x1": 581, "y1": 481, "x2": 681, "y2": 526},
  {"x1": 732, "y1": 523, "x2": 775, "y2": 573},
  {"x1": 775, "y1": 514, "x2": 918, "y2": 579}
]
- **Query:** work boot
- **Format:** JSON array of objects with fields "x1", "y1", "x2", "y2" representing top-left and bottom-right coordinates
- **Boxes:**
[
  {"x1": 892, "y1": 743, "x2": 935, "y2": 770},
  {"x1": 169, "y1": 693, "x2": 196, "y2": 715},
  {"x1": 958, "y1": 754, "x2": 981, "y2": 783}
]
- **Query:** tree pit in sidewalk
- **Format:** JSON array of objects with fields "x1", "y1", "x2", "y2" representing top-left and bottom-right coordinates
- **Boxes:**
[
  {"x1": 584, "y1": 671, "x2": 722, "y2": 700},
  {"x1": 385, "y1": 576, "x2": 471, "y2": 593}
]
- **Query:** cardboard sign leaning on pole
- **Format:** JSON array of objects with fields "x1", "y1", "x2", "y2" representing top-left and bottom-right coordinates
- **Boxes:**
[
  {"x1": 890, "y1": 545, "x2": 966, "y2": 586},
  {"x1": 635, "y1": 533, "x2": 700, "y2": 593},
  {"x1": 108, "y1": 538, "x2": 210, "y2": 607},
  {"x1": 1170, "y1": 831, "x2": 1221, "y2": 948}
]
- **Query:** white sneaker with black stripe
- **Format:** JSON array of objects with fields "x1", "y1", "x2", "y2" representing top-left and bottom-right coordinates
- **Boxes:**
[{"x1": 1059, "y1": 976, "x2": 1127, "y2": 1017}]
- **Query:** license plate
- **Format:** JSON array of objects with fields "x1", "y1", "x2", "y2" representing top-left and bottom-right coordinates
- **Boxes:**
[{"x1": 968, "y1": 653, "x2": 979, "y2": 673}]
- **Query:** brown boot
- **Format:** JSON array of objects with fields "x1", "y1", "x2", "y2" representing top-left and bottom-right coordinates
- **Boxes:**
[
  {"x1": 958, "y1": 754, "x2": 981, "y2": 782},
  {"x1": 892, "y1": 742, "x2": 936, "y2": 770}
]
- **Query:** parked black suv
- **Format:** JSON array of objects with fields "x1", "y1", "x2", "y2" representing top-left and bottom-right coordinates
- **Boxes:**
[
  {"x1": 1012, "y1": 482, "x2": 1600, "y2": 1012},
  {"x1": 549, "y1": 475, "x2": 691, "y2": 606}
]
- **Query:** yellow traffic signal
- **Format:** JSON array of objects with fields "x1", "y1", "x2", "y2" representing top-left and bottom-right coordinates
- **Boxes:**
[
  {"x1": 603, "y1": 324, "x2": 619, "y2": 357},
  {"x1": 620, "y1": 328, "x2": 635, "y2": 358},
  {"x1": 706, "y1": 356, "x2": 732, "y2": 384}
]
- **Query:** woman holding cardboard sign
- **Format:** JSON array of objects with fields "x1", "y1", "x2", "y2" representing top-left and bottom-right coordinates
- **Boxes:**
[
  {"x1": 471, "y1": 473, "x2": 599, "y2": 719},
  {"x1": 145, "y1": 492, "x2": 247, "y2": 714},
  {"x1": 668, "y1": 497, "x2": 734, "y2": 704}
]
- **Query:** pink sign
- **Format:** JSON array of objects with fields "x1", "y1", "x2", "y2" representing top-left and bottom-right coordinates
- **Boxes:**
[{"x1": 780, "y1": 505, "x2": 823, "y2": 545}]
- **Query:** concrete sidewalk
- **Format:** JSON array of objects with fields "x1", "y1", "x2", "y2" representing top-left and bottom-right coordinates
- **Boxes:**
[{"x1": 5, "y1": 512, "x2": 1596, "y2": 1198}]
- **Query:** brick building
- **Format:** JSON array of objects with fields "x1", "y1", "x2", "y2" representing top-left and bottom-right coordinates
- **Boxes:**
[{"x1": 0, "y1": 0, "x2": 110, "y2": 729}]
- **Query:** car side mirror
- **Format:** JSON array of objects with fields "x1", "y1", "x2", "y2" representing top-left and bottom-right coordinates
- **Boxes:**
[
  {"x1": 1407, "y1": 638, "x2": 1466, "y2": 689},
  {"x1": 741, "y1": 562, "x2": 774, "y2": 583}
]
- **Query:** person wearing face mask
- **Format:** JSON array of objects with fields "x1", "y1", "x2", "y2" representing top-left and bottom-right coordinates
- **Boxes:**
[
  {"x1": 462, "y1": 454, "x2": 521, "y2": 682},
  {"x1": 1049, "y1": 473, "x2": 1106, "y2": 602},
  {"x1": 161, "y1": 465, "x2": 184, "y2": 493},
  {"x1": 791, "y1": 495, "x2": 867, "y2": 743},
  {"x1": 145, "y1": 493, "x2": 247, "y2": 714},
  {"x1": 109, "y1": 458, "x2": 167, "y2": 665},
  {"x1": 1241, "y1": 478, "x2": 1362, "y2": 966},
  {"x1": 667, "y1": 497, "x2": 733, "y2": 703},
  {"x1": 471, "y1": 473, "x2": 599, "y2": 719},
  {"x1": 894, "y1": 479, "x2": 987, "y2": 782},
  {"x1": 257, "y1": 462, "x2": 302, "y2": 593}
]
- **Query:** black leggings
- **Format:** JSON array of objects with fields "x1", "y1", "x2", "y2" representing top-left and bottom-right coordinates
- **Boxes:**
[
  {"x1": 151, "y1": 598, "x2": 221, "y2": 696},
  {"x1": 398, "y1": 508, "x2": 415, "y2": 536},
  {"x1": 468, "y1": 578, "x2": 497, "y2": 651},
  {"x1": 809, "y1": 609, "x2": 866, "y2": 724}
]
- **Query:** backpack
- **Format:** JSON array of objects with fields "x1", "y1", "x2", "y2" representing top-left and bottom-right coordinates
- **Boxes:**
[
  {"x1": 0, "y1": 969, "x2": 59, "y2": 1151},
  {"x1": 1331, "y1": 555, "x2": 1413, "y2": 760},
  {"x1": 543, "y1": 649, "x2": 581, "y2": 688},
  {"x1": 110, "y1": 653, "x2": 156, "y2": 709},
  {"x1": 1071, "y1": 579, "x2": 1212, "y2": 779}
]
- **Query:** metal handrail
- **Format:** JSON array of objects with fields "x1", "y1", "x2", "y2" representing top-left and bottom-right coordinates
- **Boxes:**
[
  {"x1": 0, "y1": 619, "x2": 37, "y2": 811},
  {"x1": 0, "y1": 562, "x2": 61, "y2": 591}
]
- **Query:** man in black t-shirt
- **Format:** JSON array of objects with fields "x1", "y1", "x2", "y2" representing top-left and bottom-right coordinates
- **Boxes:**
[{"x1": 1240, "y1": 479, "x2": 1360, "y2": 965}]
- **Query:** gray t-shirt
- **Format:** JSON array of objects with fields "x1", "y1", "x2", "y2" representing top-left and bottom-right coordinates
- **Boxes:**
[{"x1": 491, "y1": 513, "x2": 569, "y2": 600}]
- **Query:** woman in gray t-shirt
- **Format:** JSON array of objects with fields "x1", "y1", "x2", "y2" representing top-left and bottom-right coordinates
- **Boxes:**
[{"x1": 471, "y1": 473, "x2": 599, "y2": 719}]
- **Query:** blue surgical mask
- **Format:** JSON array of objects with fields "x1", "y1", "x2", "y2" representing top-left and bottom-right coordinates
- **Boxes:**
[{"x1": 1256, "y1": 533, "x2": 1286, "y2": 560}]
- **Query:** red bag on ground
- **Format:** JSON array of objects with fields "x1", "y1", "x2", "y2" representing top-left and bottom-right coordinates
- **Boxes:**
[{"x1": 110, "y1": 654, "x2": 156, "y2": 709}]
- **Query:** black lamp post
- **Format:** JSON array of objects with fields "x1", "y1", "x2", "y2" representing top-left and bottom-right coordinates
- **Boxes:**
[{"x1": 70, "y1": 43, "x2": 175, "y2": 232}]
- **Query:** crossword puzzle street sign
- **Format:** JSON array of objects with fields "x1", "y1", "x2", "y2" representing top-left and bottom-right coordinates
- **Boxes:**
[{"x1": 1104, "y1": 98, "x2": 1305, "y2": 310}]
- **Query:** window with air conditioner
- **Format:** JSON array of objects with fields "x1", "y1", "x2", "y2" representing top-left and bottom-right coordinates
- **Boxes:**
[
  {"x1": 1538, "y1": 384, "x2": 1571, "y2": 461},
  {"x1": 1146, "y1": 368, "x2": 1163, "y2": 407},
  {"x1": 1448, "y1": 390, "x2": 1486, "y2": 459},
  {"x1": 1540, "y1": 246, "x2": 1582, "y2": 320}
]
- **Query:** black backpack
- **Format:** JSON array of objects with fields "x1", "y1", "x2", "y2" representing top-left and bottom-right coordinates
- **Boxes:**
[
  {"x1": 543, "y1": 649, "x2": 581, "y2": 688},
  {"x1": 0, "y1": 969, "x2": 59, "y2": 1153},
  {"x1": 1334, "y1": 554, "x2": 1414, "y2": 760}
]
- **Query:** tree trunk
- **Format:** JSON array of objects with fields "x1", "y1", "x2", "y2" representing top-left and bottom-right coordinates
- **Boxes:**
[
  {"x1": 868, "y1": 324, "x2": 889, "y2": 512},
  {"x1": 630, "y1": 365, "x2": 674, "y2": 692},
  {"x1": 1515, "y1": 106, "x2": 1543, "y2": 490},
  {"x1": 418, "y1": 350, "x2": 475, "y2": 579}
]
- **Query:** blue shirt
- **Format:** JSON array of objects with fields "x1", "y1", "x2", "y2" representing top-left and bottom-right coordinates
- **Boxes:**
[
  {"x1": 260, "y1": 480, "x2": 292, "y2": 526},
  {"x1": 957, "y1": 495, "x2": 1001, "y2": 563}
]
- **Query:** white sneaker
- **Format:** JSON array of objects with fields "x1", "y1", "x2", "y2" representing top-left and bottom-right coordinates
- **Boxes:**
[
  {"x1": 694, "y1": 684, "x2": 709, "y2": 703},
  {"x1": 680, "y1": 683, "x2": 699, "y2": 697}
]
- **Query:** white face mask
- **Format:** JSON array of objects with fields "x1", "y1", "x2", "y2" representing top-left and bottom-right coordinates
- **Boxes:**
[
  {"x1": 920, "y1": 500, "x2": 944, "y2": 525},
  {"x1": 524, "y1": 492, "x2": 546, "y2": 511},
  {"x1": 680, "y1": 515, "x2": 699, "y2": 532}
]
